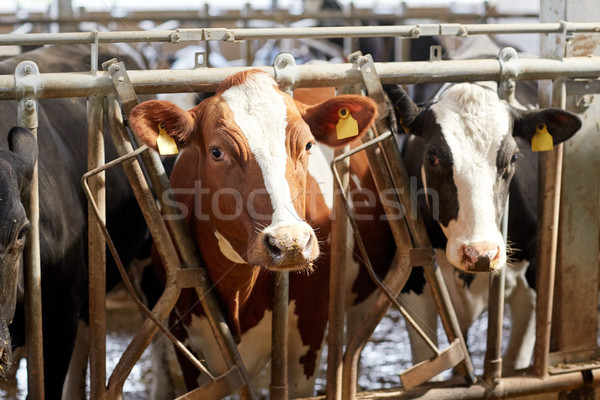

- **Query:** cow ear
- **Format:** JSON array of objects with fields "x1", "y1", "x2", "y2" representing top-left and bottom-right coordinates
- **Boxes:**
[
  {"x1": 512, "y1": 107, "x2": 582, "y2": 145},
  {"x1": 301, "y1": 95, "x2": 377, "y2": 147},
  {"x1": 129, "y1": 100, "x2": 196, "y2": 152},
  {"x1": 384, "y1": 84, "x2": 425, "y2": 136}
]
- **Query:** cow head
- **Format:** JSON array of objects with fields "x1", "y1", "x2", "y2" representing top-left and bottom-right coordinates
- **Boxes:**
[
  {"x1": 388, "y1": 83, "x2": 581, "y2": 273},
  {"x1": 130, "y1": 69, "x2": 376, "y2": 271},
  {"x1": 0, "y1": 127, "x2": 36, "y2": 376}
]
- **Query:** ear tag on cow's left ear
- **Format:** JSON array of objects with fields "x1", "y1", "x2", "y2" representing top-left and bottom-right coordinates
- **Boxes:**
[
  {"x1": 157, "y1": 123, "x2": 179, "y2": 155},
  {"x1": 531, "y1": 123, "x2": 553, "y2": 152},
  {"x1": 336, "y1": 107, "x2": 359, "y2": 140}
]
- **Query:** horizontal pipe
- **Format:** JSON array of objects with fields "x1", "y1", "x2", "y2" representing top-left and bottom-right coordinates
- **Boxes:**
[
  {"x1": 304, "y1": 369, "x2": 600, "y2": 400},
  {"x1": 0, "y1": 22, "x2": 599, "y2": 46},
  {"x1": 0, "y1": 57, "x2": 599, "y2": 99}
]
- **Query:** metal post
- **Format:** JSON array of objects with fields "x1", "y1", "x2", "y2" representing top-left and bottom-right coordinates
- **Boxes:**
[
  {"x1": 15, "y1": 60, "x2": 44, "y2": 400},
  {"x1": 483, "y1": 197, "x2": 508, "y2": 384},
  {"x1": 326, "y1": 145, "x2": 350, "y2": 400},
  {"x1": 87, "y1": 95, "x2": 106, "y2": 399},
  {"x1": 270, "y1": 271, "x2": 289, "y2": 400}
]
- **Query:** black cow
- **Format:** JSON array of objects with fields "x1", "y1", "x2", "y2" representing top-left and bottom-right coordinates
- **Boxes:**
[
  {"x1": 385, "y1": 80, "x2": 581, "y2": 375},
  {"x1": 0, "y1": 44, "x2": 148, "y2": 398}
]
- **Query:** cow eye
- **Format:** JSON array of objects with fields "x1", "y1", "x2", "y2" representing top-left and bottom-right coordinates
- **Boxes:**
[
  {"x1": 427, "y1": 151, "x2": 439, "y2": 167},
  {"x1": 211, "y1": 147, "x2": 224, "y2": 160},
  {"x1": 305, "y1": 142, "x2": 314, "y2": 152},
  {"x1": 510, "y1": 153, "x2": 518, "y2": 164},
  {"x1": 16, "y1": 224, "x2": 29, "y2": 243}
]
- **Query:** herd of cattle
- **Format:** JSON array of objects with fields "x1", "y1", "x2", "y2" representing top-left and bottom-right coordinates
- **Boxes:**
[{"x1": 0, "y1": 42, "x2": 582, "y2": 399}]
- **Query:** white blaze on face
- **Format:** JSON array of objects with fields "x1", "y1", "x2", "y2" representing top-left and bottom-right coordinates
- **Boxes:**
[
  {"x1": 221, "y1": 73, "x2": 308, "y2": 231},
  {"x1": 431, "y1": 83, "x2": 510, "y2": 268}
]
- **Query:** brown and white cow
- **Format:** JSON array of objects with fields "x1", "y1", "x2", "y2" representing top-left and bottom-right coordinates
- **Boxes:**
[{"x1": 128, "y1": 69, "x2": 390, "y2": 396}]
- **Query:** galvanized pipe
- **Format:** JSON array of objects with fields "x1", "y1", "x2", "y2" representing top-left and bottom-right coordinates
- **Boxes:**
[
  {"x1": 533, "y1": 79, "x2": 567, "y2": 378},
  {"x1": 0, "y1": 22, "x2": 599, "y2": 46},
  {"x1": 0, "y1": 56, "x2": 600, "y2": 99},
  {"x1": 270, "y1": 271, "x2": 289, "y2": 400},
  {"x1": 483, "y1": 199, "x2": 508, "y2": 385},
  {"x1": 326, "y1": 145, "x2": 350, "y2": 400},
  {"x1": 16, "y1": 62, "x2": 45, "y2": 400},
  {"x1": 87, "y1": 95, "x2": 107, "y2": 399},
  {"x1": 339, "y1": 368, "x2": 600, "y2": 400}
]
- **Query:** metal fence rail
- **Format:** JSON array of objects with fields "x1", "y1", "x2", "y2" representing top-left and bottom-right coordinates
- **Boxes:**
[
  {"x1": 0, "y1": 22, "x2": 599, "y2": 46},
  {"x1": 2, "y1": 22, "x2": 599, "y2": 400},
  {"x1": 0, "y1": 56, "x2": 598, "y2": 100}
]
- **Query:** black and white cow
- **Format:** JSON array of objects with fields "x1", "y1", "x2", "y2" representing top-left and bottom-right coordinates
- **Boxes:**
[
  {"x1": 385, "y1": 81, "x2": 581, "y2": 374},
  {"x1": 0, "y1": 44, "x2": 148, "y2": 399}
]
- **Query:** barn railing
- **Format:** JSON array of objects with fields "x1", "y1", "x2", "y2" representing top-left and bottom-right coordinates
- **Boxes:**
[{"x1": 3, "y1": 21, "x2": 600, "y2": 400}]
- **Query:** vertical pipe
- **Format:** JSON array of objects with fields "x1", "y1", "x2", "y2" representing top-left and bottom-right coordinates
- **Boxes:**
[
  {"x1": 270, "y1": 271, "x2": 289, "y2": 400},
  {"x1": 87, "y1": 95, "x2": 106, "y2": 399},
  {"x1": 22, "y1": 105, "x2": 44, "y2": 400},
  {"x1": 533, "y1": 79, "x2": 566, "y2": 378},
  {"x1": 326, "y1": 146, "x2": 350, "y2": 400},
  {"x1": 483, "y1": 198, "x2": 509, "y2": 384}
]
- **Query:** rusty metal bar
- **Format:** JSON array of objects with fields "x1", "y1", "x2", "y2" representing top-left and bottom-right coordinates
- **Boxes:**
[
  {"x1": 1, "y1": 56, "x2": 600, "y2": 99},
  {"x1": 326, "y1": 145, "x2": 350, "y2": 400},
  {"x1": 270, "y1": 271, "x2": 289, "y2": 400},
  {"x1": 87, "y1": 95, "x2": 107, "y2": 399},
  {"x1": 15, "y1": 60, "x2": 45, "y2": 400}
]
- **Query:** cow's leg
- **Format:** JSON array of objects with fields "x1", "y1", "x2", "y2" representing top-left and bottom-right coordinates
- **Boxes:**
[
  {"x1": 287, "y1": 308, "x2": 323, "y2": 397},
  {"x1": 62, "y1": 320, "x2": 89, "y2": 400},
  {"x1": 503, "y1": 260, "x2": 536, "y2": 374}
]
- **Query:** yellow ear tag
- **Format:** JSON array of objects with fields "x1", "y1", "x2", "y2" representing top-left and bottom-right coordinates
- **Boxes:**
[
  {"x1": 157, "y1": 123, "x2": 179, "y2": 155},
  {"x1": 531, "y1": 123, "x2": 554, "y2": 152},
  {"x1": 336, "y1": 107, "x2": 359, "y2": 140}
]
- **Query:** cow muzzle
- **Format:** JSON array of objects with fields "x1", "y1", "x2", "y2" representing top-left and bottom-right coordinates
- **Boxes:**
[
  {"x1": 0, "y1": 329, "x2": 12, "y2": 378},
  {"x1": 261, "y1": 223, "x2": 319, "y2": 271},
  {"x1": 460, "y1": 242, "x2": 502, "y2": 272}
]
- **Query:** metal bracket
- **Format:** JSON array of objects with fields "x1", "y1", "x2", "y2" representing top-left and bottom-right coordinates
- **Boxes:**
[
  {"x1": 15, "y1": 61, "x2": 42, "y2": 130},
  {"x1": 498, "y1": 47, "x2": 521, "y2": 106},
  {"x1": 273, "y1": 53, "x2": 298, "y2": 95},
  {"x1": 194, "y1": 52, "x2": 208, "y2": 69},
  {"x1": 204, "y1": 28, "x2": 235, "y2": 42},
  {"x1": 429, "y1": 45, "x2": 442, "y2": 61},
  {"x1": 103, "y1": 59, "x2": 139, "y2": 116},
  {"x1": 353, "y1": 52, "x2": 389, "y2": 119}
]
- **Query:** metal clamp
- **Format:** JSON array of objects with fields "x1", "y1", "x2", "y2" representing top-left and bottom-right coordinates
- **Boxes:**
[
  {"x1": 273, "y1": 53, "x2": 298, "y2": 95},
  {"x1": 498, "y1": 47, "x2": 521, "y2": 106},
  {"x1": 15, "y1": 61, "x2": 42, "y2": 130}
]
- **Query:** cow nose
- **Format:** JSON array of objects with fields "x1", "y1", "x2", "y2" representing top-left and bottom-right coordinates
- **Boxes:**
[
  {"x1": 461, "y1": 242, "x2": 501, "y2": 272},
  {"x1": 262, "y1": 224, "x2": 318, "y2": 269}
]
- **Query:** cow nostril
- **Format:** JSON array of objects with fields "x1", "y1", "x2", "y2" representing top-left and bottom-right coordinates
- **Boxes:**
[{"x1": 264, "y1": 234, "x2": 282, "y2": 258}]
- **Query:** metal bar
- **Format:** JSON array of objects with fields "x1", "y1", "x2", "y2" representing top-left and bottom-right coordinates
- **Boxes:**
[
  {"x1": 87, "y1": 95, "x2": 107, "y2": 399},
  {"x1": 1, "y1": 56, "x2": 600, "y2": 99},
  {"x1": 326, "y1": 145, "x2": 350, "y2": 400},
  {"x1": 533, "y1": 80, "x2": 567, "y2": 378},
  {"x1": 0, "y1": 10, "x2": 540, "y2": 26},
  {"x1": 330, "y1": 368, "x2": 600, "y2": 400},
  {"x1": 483, "y1": 197, "x2": 509, "y2": 385},
  {"x1": 270, "y1": 271, "x2": 289, "y2": 400},
  {"x1": 16, "y1": 61, "x2": 44, "y2": 400},
  {"x1": 0, "y1": 22, "x2": 599, "y2": 46}
]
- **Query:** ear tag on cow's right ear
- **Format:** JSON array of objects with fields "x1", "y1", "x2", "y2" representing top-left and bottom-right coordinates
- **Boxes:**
[
  {"x1": 336, "y1": 107, "x2": 359, "y2": 140},
  {"x1": 157, "y1": 123, "x2": 179, "y2": 155},
  {"x1": 531, "y1": 123, "x2": 553, "y2": 152}
]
